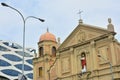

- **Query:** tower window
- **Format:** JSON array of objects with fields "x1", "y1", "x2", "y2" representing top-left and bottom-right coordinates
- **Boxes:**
[
  {"x1": 39, "y1": 47, "x2": 43, "y2": 57},
  {"x1": 39, "y1": 67, "x2": 43, "y2": 77},
  {"x1": 52, "y1": 46, "x2": 56, "y2": 57}
]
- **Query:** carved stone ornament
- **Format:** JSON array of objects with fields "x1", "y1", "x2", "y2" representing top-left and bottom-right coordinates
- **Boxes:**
[{"x1": 77, "y1": 30, "x2": 86, "y2": 42}]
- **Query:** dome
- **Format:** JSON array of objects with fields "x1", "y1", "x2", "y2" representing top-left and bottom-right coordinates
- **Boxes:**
[{"x1": 39, "y1": 30, "x2": 56, "y2": 42}]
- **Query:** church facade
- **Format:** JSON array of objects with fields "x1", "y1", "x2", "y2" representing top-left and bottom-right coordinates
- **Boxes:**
[{"x1": 33, "y1": 18, "x2": 120, "y2": 80}]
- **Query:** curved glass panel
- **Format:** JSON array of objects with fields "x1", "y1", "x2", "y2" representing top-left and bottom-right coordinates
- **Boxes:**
[
  {"x1": 1, "y1": 69, "x2": 21, "y2": 76},
  {"x1": 26, "y1": 73, "x2": 33, "y2": 79},
  {"x1": 0, "y1": 45, "x2": 10, "y2": 51},
  {"x1": 0, "y1": 59, "x2": 11, "y2": 66},
  {"x1": 14, "y1": 64, "x2": 32, "y2": 71},
  {"x1": 3, "y1": 42, "x2": 22, "y2": 49},
  {"x1": 26, "y1": 59, "x2": 33, "y2": 65},
  {"x1": 2, "y1": 54, "x2": 22, "y2": 62},
  {"x1": 15, "y1": 51, "x2": 33, "y2": 57}
]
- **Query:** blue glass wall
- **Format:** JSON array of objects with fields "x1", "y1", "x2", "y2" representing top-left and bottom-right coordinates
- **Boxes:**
[{"x1": 0, "y1": 41, "x2": 34, "y2": 80}]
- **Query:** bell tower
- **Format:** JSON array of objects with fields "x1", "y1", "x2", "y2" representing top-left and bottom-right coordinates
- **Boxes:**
[{"x1": 33, "y1": 29, "x2": 58, "y2": 80}]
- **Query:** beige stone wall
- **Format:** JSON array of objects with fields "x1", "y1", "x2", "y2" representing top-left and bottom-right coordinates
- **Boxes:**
[
  {"x1": 55, "y1": 35, "x2": 120, "y2": 80},
  {"x1": 33, "y1": 23, "x2": 120, "y2": 80},
  {"x1": 33, "y1": 40, "x2": 58, "y2": 80}
]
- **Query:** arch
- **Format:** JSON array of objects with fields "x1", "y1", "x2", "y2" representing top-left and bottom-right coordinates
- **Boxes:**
[
  {"x1": 81, "y1": 52, "x2": 86, "y2": 57},
  {"x1": 52, "y1": 46, "x2": 56, "y2": 57},
  {"x1": 39, "y1": 47, "x2": 44, "y2": 57}
]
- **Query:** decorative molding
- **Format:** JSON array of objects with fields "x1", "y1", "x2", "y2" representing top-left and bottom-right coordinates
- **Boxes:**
[{"x1": 77, "y1": 30, "x2": 86, "y2": 42}]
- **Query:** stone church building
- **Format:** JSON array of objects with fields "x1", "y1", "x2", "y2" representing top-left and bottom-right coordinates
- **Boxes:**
[{"x1": 33, "y1": 18, "x2": 120, "y2": 80}]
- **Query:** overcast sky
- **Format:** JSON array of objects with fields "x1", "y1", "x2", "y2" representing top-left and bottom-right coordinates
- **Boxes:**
[{"x1": 0, "y1": 0, "x2": 120, "y2": 50}]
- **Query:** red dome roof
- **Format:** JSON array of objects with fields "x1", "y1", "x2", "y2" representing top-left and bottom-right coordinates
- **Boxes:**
[{"x1": 39, "y1": 31, "x2": 56, "y2": 42}]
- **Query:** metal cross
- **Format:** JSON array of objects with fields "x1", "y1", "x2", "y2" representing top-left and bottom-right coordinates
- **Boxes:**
[{"x1": 78, "y1": 10, "x2": 83, "y2": 19}]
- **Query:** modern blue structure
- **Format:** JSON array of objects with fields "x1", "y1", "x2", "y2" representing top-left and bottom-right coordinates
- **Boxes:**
[{"x1": 0, "y1": 40, "x2": 34, "y2": 80}]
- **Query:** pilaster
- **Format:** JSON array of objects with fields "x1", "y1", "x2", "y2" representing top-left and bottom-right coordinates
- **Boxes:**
[
  {"x1": 44, "y1": 54, "x2": 50, "y2": 80},
  {"x1": 108, "y1": 35, "x2": 116, "y2": 65},
  {"x1": 70, "y1": 47, "x2": 74, "y2": 74},
  {"x1": 90, "y1": 40, "x2": 98, "y2": 70},
  {"x1": 56, "y1": 52, "x2": 61, "y2": 78}
]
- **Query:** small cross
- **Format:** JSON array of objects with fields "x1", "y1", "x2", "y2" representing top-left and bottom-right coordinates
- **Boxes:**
[
  {"x1": 47, "y1": 27, "x2": 49, "y2": 32},
  {"x1": 78, "y1": 10, "x2": 83, "y2": 19}
]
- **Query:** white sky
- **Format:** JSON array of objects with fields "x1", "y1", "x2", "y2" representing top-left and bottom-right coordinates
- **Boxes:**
[{"x1": 0, "y1": 0, "x2": 120, "y2": 50}]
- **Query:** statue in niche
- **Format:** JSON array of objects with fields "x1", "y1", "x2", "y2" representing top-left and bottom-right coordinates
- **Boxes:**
[{"x1": 81, "y1": 53, "x2": 87, "y2": 73}]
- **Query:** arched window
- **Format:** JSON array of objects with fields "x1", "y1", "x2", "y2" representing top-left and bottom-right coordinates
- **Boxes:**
[
  {"x1": 80, "y1": 52, "x2": 87, "y2": 73},
  {"x1": 39, "y1": 47, "x2": 43, "y2": 57},
  {"x1": 52, "y1": 46, "x2": 56, "y2": 57}
]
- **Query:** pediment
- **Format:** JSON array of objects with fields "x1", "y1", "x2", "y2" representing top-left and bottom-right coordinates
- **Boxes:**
[{"x1": 59, "y1": 23, "x2": 110, "y2": 49}]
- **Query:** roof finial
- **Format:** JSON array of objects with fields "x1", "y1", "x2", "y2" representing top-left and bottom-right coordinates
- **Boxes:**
[
  {"x1": 47, "y1": 27, "x2": 49, "y2": 32},
  {"x1": 78, "y1": 10, "x2": 83, "y2": 23},
  {"x1": 108, "y1": 18, "x2": 112, "y2": 23},
  {"x1": 107, "y1": 18, "x2": 114, "y2": 32}
]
